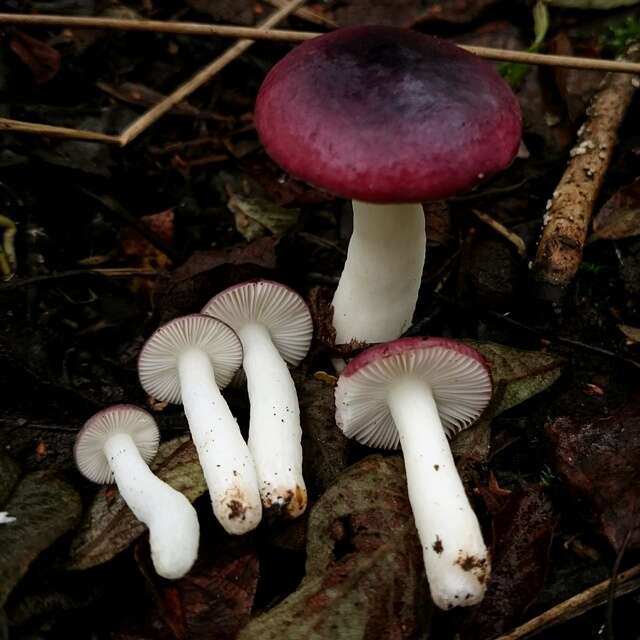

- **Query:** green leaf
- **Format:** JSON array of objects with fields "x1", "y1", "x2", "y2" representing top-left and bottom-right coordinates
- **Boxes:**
[
  {"x1": 68, "y1": 436, "x2": 206, "y2": 570},
  {"x1": 0, "y1": 472, "x2": 81, "y2": 607},
  {"x1": 500, "y1": 1, "x2": 549, "y2": 86},
  {"x1": 239, "y1": 456, "x2": 430, "y2": 640},
  {"x1": 533, "y1": 1, "x2": 551, "y2": 48},
  {"x1": 545, "y1": 0, "x2": 639, "y2": 7},
  {"x1": 452, "y1": 342, "x2": 564, "y2": 460},
  {"x1": 228, "y1": 195, "x2": 300, "y2": 242}
]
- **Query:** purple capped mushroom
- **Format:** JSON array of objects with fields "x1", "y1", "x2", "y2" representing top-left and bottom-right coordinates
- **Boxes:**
[
  {"x1": 335, "y1": 337, "x2": 492, "y2": 609},
  {"x1": 256, "y1": 26, "x2": 522, "y2": 344}
]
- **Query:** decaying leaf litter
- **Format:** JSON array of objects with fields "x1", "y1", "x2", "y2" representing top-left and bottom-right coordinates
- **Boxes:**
[{"x1": 1, "y1": 0, "x2": 640, "y2": 638}]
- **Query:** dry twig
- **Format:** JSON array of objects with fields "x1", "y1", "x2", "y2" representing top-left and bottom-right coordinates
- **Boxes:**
[
  {"x1": 472, "y1": 209, "x2": 527, "y2": 257},
  {"x1": 263, "y1": 0, "x2": 337, "y2": 27},
  {"x1": 495, "y1": 563, "x2": 640, "y2": 640},
  {"x1": 117, "y1": 0, "x2": 308, "y2": 145},
  {"x1": 532, "y1": 43, "x2": 640, "y2": 300},
  {"x1": 1, "y1": 14, "x2": 640, "y2": 73}
]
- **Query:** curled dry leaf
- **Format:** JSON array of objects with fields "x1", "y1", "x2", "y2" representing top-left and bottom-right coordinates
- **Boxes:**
[
  {"x1": 592, "y1": 178, "x2": 640, "y2": 241},
  {"x1": 153, "y1": 237, "x2": 277, "y2": 323},
  {"x1": 452, "y1": 341, "x2": 564, "y2": 460},
  {"x1": 0, "y1": 472, "x2": 81, "y2": 607},
  {"x1": 461, "y1": 486, "x2": 556, "y2": 639},
  {"x1": 136, "y1": 540, "x2": 259, "y2": 640},
  {"x1": 68, "y1": 437, "x2": 206, "y2": 571},
  {"x1": 9, "y1": 31, "x2": 61, "y2": 85},
  {"x1": 238, "y1": 455, "x2": 430, "y2": 640},
  {"x1": 546, "y1": 400, "x2": 640, "y2": 552},
  {"x1": 619, "y1": 324, "x2": 640, "y2": 345}
]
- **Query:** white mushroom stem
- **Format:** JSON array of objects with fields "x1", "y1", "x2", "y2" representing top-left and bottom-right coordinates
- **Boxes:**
[
  {"x1": 178, "y1": 348, "x2": 262, "y2": 534},
  {"x1": 103, "y1": 432, "x2": 199, "y2": 579},
  {"x1": 387, "y1": 377, "x2": 490, "y2": 609},
  {"x1": 331, "y1": 201, "x2": 426, "y2": 344},
  {"x1": 238, "y1": 322, "x2": 306, "y2": 517}
]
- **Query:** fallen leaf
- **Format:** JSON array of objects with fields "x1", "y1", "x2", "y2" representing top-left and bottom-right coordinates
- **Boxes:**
[
  {"x1": 461, "y1": 487, "x2": 556, "y2": 639},
  {"x1": 619, "y1": 323, "x2": 640, "y2": 345},
  {"x1": 452, "y1": 342, "x2": 565, "y2": 460},
  {"x1": 592, "y1": 178, "x2": 640, "y2": 241},
  {"x1": 0, "y1": 472, "x2": 81, "y2": 606},
  {"x1": 228, "y1": 195, "x2": 300, "y2": 242},
  {"x1": 9, "y1": 31, "x2": 61, "y2": 85},
  {"x1": 299, "y1": 377, "x2": 349, "y2": 494},
  {"x1": 68, "y1": 437, "x2": 206, "y2": 570},
  {"x1": 121, "y1": 209, "x2": 175, "y2": 257},
  {"x1": 152, "y1": 237, "x2": 277, "y2": 323},
  {"x1": 546, "y1": 400, "x2": 640, "y2": 552},
  {"x1": 137, "y1": 540, "x2": 259, "y2": 640},
  {"x1": 121, "y1": 209, "x2": 174, "y2": 292},
  {"x1": 238, "y1": 455, "x2": 430, "y2": 640}
]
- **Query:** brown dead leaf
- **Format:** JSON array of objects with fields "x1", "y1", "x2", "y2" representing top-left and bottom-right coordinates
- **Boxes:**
[
  {"x1": 452, "y1": 342, "x2": 564, "y2": 461},
  {"x1": 153, "y1": 237, "x2": 277, "y2": 323},
  {"x1": 619, "y1": 324, "x2": 640, "y2": 345},
  {"x1": 546, "y1": 400, "x2": 640, "y2": 552},
  {"x1": 592, "y1": 178, "x2": 640, "y2": 241},
  {"x1": 136, "y1": 540, "x2": 259, "y2": 640},
  {"x1": 461, "y1": 487, "x2": 556, "y2": 639},
  {"x1": 9, "y1": 31, "x2": 61, "y2": 85},
  {"x1": 239, "y1": 456, "x2": 430, "y2": 640}
]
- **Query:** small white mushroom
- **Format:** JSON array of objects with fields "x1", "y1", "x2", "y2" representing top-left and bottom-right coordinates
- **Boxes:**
[
  {"x1": 138, "y1": 315, "x2": 262, "y2": 534},
  {"x1": 74, "y1": 406, "x2": 199, "y2": 579},
  {"x1": 202, "y1": 281, "x2": 313, "y2": 518},
  {"x1": 335, "y1": 337, "x2": 493, "y2": 610}
]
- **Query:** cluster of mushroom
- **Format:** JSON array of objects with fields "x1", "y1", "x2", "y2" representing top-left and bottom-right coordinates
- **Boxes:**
[
  {"x1": 75, "y1": 24, "x2": 521, "y2": 611},
  {"x1": 74, "y1": 280, "x2": 313, "y2": 580},
  {"x1": 255, "y1": 25, "x2": 522, "y2": 610}
]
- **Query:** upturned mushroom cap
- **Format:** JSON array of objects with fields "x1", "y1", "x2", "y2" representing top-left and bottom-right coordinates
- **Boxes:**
[
  {"x1": 75, "y1": 405, "x2": 160, "y2": 484},
  {"x1": 256, "y1": 26, "x2": 522, "y2": 204},
  {"x1": 202, "y1": 280, "x2": 313, "y2": 366},
  {"x1": 335, "y1": 337, "x2": 492, "y2": 448},
  {"x1": 138, "y1": 314, "x2": 243, "y2": 404}
]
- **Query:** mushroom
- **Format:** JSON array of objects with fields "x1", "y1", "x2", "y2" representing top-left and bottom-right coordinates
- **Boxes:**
[
  {"x1": 202, "y1": 280, "x2": 313, "y2": 518},
  {"x1": 138, "y1": 314, "x2": 262, "y2": 534},
  {"x1": 334, "y1": 337, "x2": 492, "y2": 609},
  {"x1": 255, "y1": 26, "x2": 522, "y2": 344},
  {"x1": 74, "y1": 405, "x2": 199, "y2": 579}
]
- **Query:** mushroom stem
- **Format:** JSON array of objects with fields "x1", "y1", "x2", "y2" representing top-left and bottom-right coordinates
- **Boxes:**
[
  {"x1": 238, "y1": 322, "x2": 307, "y2": 517},
  {"x1": 387, "y1": 377, "x2": 490, "y2": 609},
  {"x1": 103, "y1": 432, "x2": 199, "y2": 579},
  {"x1": 178, "y1": 347, "x2": 262, "y2": 534},
  {"x1": 331, "y1": 201, "x2": 426, "y2": 344}
]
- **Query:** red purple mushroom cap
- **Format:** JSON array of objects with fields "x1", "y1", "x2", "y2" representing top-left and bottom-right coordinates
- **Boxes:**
[{"x1": 256, "y1": 26, "x2": 522, "y2": 204}]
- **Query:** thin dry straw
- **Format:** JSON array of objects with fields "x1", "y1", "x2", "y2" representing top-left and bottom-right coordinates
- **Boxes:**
[{"x1": 1, "y1": 7, "x2": 639, "y2": 145}]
